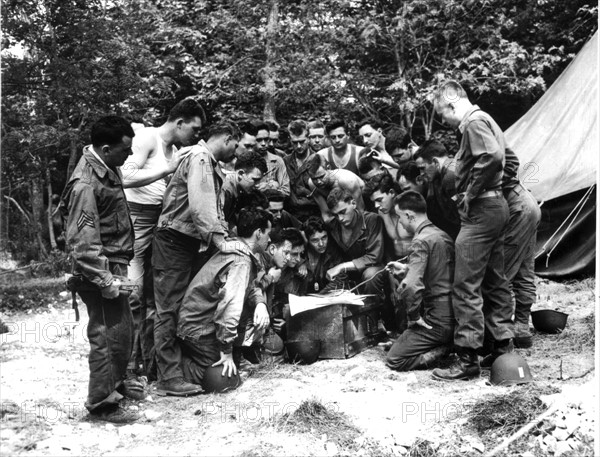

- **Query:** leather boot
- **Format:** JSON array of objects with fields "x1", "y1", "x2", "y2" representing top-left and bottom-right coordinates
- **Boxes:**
[
  {"x1": 432, "y1": 348, "x2": 480, "y2": 381},
  {"x1": 514, "y1": 303, "x2": 533, "y2": 348},
  {"x1": 480, "y1": 339, "x2": 514, "y2": 368},
  {"x1": 419, "y1": 345, "x2": 451, "y2": 369}
]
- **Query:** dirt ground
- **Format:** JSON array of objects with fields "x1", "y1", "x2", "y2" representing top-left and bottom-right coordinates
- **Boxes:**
[{"x1": 0, "y1": 277, "x2": 597, "y2": 456}]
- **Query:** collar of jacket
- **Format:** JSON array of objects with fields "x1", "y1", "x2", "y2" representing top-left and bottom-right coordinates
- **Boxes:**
[
  {"x1": 414, "y1": 219, "x2": 434, "y2": 237},
  {"x1": 330, "y1": 210, "x2": 367, "y2": 248},
  {"x1": 458, "y1": 104, "x2": 481, "y2": 134},
  {"x1": 83, "y1": 146, "x2": 123, "y2": 185}
]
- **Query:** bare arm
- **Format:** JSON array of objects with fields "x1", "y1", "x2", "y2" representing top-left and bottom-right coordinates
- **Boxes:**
[
  {"x1": 121, "y1": 130, "x2": 189, "y2": 188},
  {"x1": 308, "y1": 178, "x2": 334, "y2": 223}
]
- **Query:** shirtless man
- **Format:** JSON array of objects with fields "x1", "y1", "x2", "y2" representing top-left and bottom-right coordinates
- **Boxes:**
[
  {"x1": 122, "y1": 98, "x2": 205, "y2": 381},
  {"x1": 317, "y1": 118, "x2": 362, "y2": 175},
  {"x1": 306, "y1": 154, "x2": 364, "y2": 223}
]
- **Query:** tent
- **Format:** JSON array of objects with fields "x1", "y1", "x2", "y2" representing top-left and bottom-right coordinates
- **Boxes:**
[{"x1": 504, "y1": 32, "x2": 598, "y2": 278}]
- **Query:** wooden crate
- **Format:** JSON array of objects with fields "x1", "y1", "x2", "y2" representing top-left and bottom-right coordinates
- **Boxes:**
[{"x1": 286, "y1": 296, "x2": 385, "y2": 359}]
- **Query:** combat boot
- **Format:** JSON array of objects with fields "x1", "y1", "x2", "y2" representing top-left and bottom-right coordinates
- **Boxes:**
[
  {"x1": 480, "y1": 339, "x2": 514, "y2": 368},
  {"x1": 514, "y1": 303, "x2": 533, "y2": 348},
  {"x1": 514, "y1": 322, "x2": 533, "y2": 348},
  {"x1": 155, "y1": 377, "x2": 203, "y2": 397},
  {"x1": 432, "y1": 348, "x2": 480, "y2": 381}
]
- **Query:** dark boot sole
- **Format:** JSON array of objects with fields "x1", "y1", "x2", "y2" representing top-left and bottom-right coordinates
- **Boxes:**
[
  {"x1": 431, "y1": 370, "x2": 481, "y2": 381},
  {"x1": 154, "y1": 388, "x2": 203, "y2": 397}
]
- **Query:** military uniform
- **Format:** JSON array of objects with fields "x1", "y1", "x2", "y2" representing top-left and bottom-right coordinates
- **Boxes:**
[{"x1": 61, "y1": 146, "x2": 134, "y2": 413}]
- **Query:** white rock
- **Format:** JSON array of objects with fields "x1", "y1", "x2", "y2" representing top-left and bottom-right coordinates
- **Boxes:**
[
  {"x1": 394, "y1": 446, "x2": 408, "y2": 455},
  {"x1": 555, "y1": 440, "x2": 572, "y2": 457},
  {"x1": 143, "y1": 409, "x2": 161, "y2": 420},
  {"x1": 128, "y1": 405, "x2": 139, "y2": 411},
  {"x1": 543, "y1": 434, "x2": 558, "y2": 453},
  {"x1": 520, "y1": 452, "x2": 535, "y2": 457},
  {"x1": 537, "y1": 435, "x2": 548, "y2": 453},
  {"x1": 554, "y1": 418, "x2": 567, "y2": 429},
  {"x1": 563, "y1": 414, "x2": 580, "y2": 435},
  {"x1": 471, "y1": 439, "x2": 485, "y2": 453},
  {"x1": 145, "y1": 395, "x2": 154, "y2": 402},
  {"x1": 553, "y1": 427, "x2": 570, "y2": 441},
  {"x1": 104, "y1": 423, "x2": 116, "y2": 431},
  {"x1": 324, "y1": 441, "x2": 338, "y2": 456}
]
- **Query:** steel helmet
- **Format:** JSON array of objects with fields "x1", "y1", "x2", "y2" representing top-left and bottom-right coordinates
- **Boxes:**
[
  {"x1": 531, "y1": 309, "x2": 568, "y2": 334},
  {"x1": 490, "y1": 353, "x2": 534, "y2": 386},
  {"x1": 201, "y1": 365, "x2": 242, "y2": 393},
  {"x1": 285, "y1": 340, "x2": 321, "y2": 365},
  {"x1": 264, "y1": 331, "x2": 285, "y2": 355}
]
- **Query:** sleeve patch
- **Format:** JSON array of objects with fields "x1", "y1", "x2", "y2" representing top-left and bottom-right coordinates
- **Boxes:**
[{"x1": 76, "y1": 210, "x2": 95, "y2": 231}]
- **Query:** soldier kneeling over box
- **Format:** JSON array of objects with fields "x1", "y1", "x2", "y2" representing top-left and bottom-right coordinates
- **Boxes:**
[
  {"x1": 386, "y1": 191, "x2": 455, "y2": 371},
  {"x1": 176, "y1": 208, "x2": 273, "y2": 391}
]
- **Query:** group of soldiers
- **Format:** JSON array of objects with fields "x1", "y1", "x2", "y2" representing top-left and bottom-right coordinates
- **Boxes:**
[{"x1": 61, "y1": 80, "x2": 541, "y2": 424}]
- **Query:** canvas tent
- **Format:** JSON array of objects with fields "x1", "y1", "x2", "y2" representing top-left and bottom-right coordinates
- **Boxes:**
[{"x1": 504, "y1": 32, "x2": 598, "y2": 278}]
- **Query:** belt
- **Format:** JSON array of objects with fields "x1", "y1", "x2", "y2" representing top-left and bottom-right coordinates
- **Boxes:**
[
  {"x1": 128, "y1": 201, "x2": 163, "y2": 212},
  {"x1": 503, "y1": 182, "x2": 525, "y2": 198},
  {"x1": 477, "y1": 189, "x2": 503, "y2": 199}
]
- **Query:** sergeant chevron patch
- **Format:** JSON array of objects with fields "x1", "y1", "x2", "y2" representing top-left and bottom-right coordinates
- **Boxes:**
[{"x1": 77, "y1": 210, "x2": 95, "y2": 231}]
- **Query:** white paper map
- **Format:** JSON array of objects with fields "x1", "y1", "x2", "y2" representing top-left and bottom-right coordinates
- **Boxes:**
[{"x1": 288, "y1": 291, "x2": 371, "y2": 316}]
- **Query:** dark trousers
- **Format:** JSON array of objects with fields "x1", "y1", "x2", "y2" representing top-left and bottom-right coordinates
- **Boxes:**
[
  {"x1": 127, "y1": 203, "x2": 161, "y2": 376},
  {"x1": 453, "y1": 195, "x2": 514, "y2": 351},
  {"x1": 503, "y1": 185, "x2": 541, "y2": 323},
  {"x1": 152, "y1": 229, "x2": 200, "y2": 382},
  {"x1": 179, "y1": 335, "x2": 221, "y2": 385},
  {"x1": 79, "y1": 263, "x2": 133, "y2": 412},
  {"x1": 386, "y1": 319, "x2": 454, "y2": 371},
  {"x1": 354, "y1": 265, "x2": 400, "y2": 332}
]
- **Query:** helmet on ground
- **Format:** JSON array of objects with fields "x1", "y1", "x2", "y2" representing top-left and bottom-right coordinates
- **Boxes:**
[
  {"x1": 285, "y1": 340, "x2": 321, "y2": 365},
  {"x1": 264, "y1": 331, "x2": 285, "y2": 355},
  {"x1": 490, "y1": 353, "x2": 534, "y2": 386},
  {"x1": 202, "y1": 365, "x2": 242, "y2": 393},
  {"x1": 531, "y1": 309, "x2": 568, "y2": 334}
]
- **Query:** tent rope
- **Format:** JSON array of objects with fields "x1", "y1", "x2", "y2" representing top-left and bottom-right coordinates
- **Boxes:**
[{"x1": 535, "y1": 184, "x2": 595, "y2": 267}]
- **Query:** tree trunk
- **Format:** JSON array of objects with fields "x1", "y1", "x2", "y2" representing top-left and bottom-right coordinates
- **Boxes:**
[
  {"x1": 67, "y1": 135, "x2": 79, "y2": 181},
  {"x1": 262, "y1": 0, "x2": 279, "y2": 122},
  {"x1": 46, "y1": 168, "x2": 58, "y2": 250},
  {"x1": 29, "y1": 178, "x2": 48, "y2": 259}
]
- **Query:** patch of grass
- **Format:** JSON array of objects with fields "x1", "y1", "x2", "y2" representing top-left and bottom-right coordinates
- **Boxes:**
[
  {"x1": 407, "y1": 438, "x2": 438, "y2": 457},
  {"x1": 272, "y1": 398, "x2": 360, "y2": 448},
  {"x1": 469, "y1": 384, "x2": 560, "y2": 436},
  {"x1": 0, "y1": 277, "x2": 66, "y2": 314},
  {"x1": 556, "y1": 313, "x2": 595, "y2": 350}
]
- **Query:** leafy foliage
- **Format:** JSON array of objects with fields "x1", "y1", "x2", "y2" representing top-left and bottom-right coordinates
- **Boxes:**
[{"x1": 1, "y1": 0, "x2": 597, "y2": 262}]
